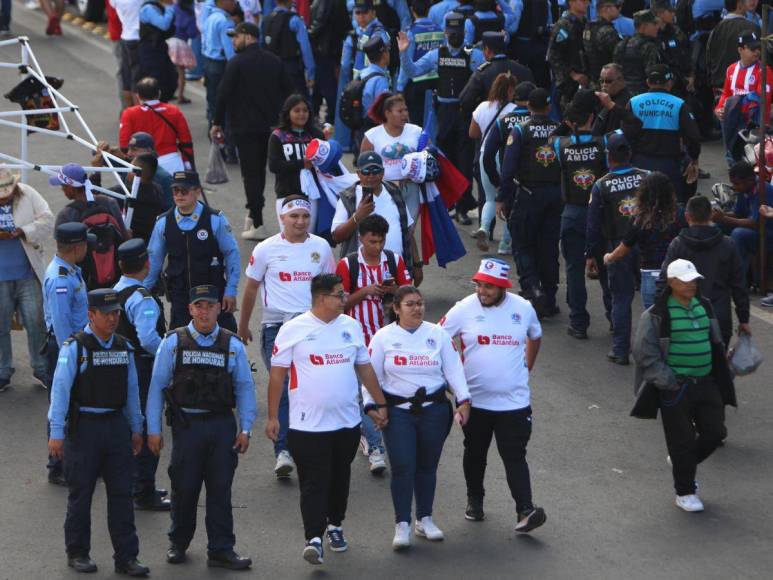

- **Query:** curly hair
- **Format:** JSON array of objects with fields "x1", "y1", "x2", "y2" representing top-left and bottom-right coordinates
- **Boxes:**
[{"x1": 633, "y1": 171, "x2": 677, "y2": 231}]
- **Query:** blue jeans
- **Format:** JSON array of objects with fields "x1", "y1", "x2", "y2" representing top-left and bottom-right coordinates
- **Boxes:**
[
  {"x1": 203, "y1": 57, "x2": 226, "y2": 123},
  {"x1": 632, "y1": 154, "x2": 685, "y2": 203},
  {"x1": 640, "y1": 269, "x2": 659, "y2": 310},
  {"x1": 187, "y1": 36, "x2": 204, "y2": 79},
  {"x1": 731, "y1": 226, "x2": 773, "y2": 282},
  {"x1": 360, "y1": 401, "x2": 383, "y2": 452},
  {"x1": 382, "y1": 402, "x2": 452, "y2": 523},
  {"x1": 606, "y1": 245, "x2": 637, "y2": 357},
  {"x1": 261, "y1": 324, "x2": 290, "y2": 456},
  {"x1": 560, "y1": 204, "x2": 590, "y2": 330},
  {"x1": 0, "y1": 278, "x2": 48, "y2": 380}
]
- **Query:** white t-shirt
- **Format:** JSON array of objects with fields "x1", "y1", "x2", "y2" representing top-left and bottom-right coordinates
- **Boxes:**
[
  {"x1": 112, "y1": 0, "x2": 141, "y2": 41},
  {"x1": 331, "y1": 186, "x2": 414, "y2": 257},
  {"x1": 440, "y1": 292, "x2": 541, "y2": 411},
  {"x1": 472, "y1": 101, "x2": 516, "y2": 154},
  {"x1": 244, "y1": 233, "x2": 336, "y2": 324},
  {"x1": 364, "y1": 123, "x2": 423, "y2": 182},
  {"x1": 364, "y1": 321, "x2": 470, "y2": 409},
  {"x1": 271, "y1": 312, "x2": 370, "y2": 432}
]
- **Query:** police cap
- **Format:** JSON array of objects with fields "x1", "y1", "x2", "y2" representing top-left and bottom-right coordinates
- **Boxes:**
[
  {"x1": 514, "y1": 81, "x2": 537, "y2": 102},
  {"x1": 117, "y1": 238, "x2": 148, "y2": 265},
  {"x1": 633, "y1": 9, "x2": 658, "y2": 27},
  {"x1": 596, "y1": 0, "x2": 618, "y2": 7},
  {"x1": 528, "y1": 87, "x2": 551, "y2": 109},
  {"x1": 738, "y1": 31, "x2": 761, "y2": 50},
  {"x1": 481, "y1": 31, "x2": 507, "y2": 53},
  {"x1": 445, "y1": 11, "x2": 465, "y2": 30},
  {"x1": 189, "y1": 284, "x2": 220, "y2": 304},
  {"x1": 227, "y1": 22, "x2": 260, "y2": 38},
  {"x1": 88, "y1": 288, "x2": 122, "y2": 313},
  {"x1": 649, "y1": 0, "x2": 674, "y2": 12},
  {"x1": 571, "y1": 89, "x2": 600, "y2": 115},
  {"x1": 606, "y1": 132, "x2": 631, "y2": 154},
  {"x1": 353, "y1": 0, "x2": 375, "y2": 11},
  {"x1": 363, "y1": 35, "x2": 387, "y2": 59},
  {"x1": 55, "y1": 222, "x2": 93, "y2": 245},
  {"x1": 646, "y1": 63, "x2": 673, "y2": 84},
  {"x1": 171, "y1": 170, "x2": 201, "y2": 189}
]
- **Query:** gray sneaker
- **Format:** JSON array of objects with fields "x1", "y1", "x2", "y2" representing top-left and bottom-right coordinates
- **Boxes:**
[{"x1": 761, "y1": 293, "x2": 773, "y2": 308}]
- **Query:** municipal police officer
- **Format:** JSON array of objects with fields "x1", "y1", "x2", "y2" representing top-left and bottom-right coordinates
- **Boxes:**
[
  {"x1": 547, "y1": 0, "x2": 590, "y2": 113},
  {"x1": 583, "y1": 0, "x2": 623, "y2": 86},
  {"x1": 146, "y1": 284, "x2": 257, "y2": 570},
  {"x1": 498, "y1": 88, "x2": 562, "y2": 315},
  {"x1": 262, "y1": 0, "x2": 316, "y2": 97},
  {"x1": 622, "y1": 64, "x2": 701, "y2": 203},
  {"x1": 146, "y1": 170, "x2": 241, "y2": 332},
  {"x1": 510, "y1": 0, "x2": 552, "y2": 89},
  {"x1": 138, "y1": 0, "x2": 177, "y2": 102},
  {"x1": 613, "y1": 10, "x2": 662, "y2": 96},
  {"x1": 47, "y1": 288, "x2": 149, "y2": 576},
  {"x1": 585, "y1": 134, "x2": 647, "y2": 365},
  {"x1": 114, "y1": 239, "x2": 170, "y2": 511},
  {"x1": 42, "y1": 222, "x2": 91, "y2": 486}
]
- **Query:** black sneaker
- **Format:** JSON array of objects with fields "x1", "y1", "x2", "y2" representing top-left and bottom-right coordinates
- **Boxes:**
[
  {"x1": 67, "y1": 556, "x2": 97, "y2": 573},
  {"x1": 33, "y1": 371, "x2": 51, "y2": 389},
  {"x1": 207, "y1": 550, "x2": 252, "y2": 570},
  {"x1": 0, "y1": 377, "x2": 10, "y2": 393},
  {"x1": 456, "y1": 211, "x2": 472, "y2": 225},
  {"x1": 515, "y1": 507, "x2": 546, "y2": 533},
  {"x1": 566, "y1": 326, "x2": 588, "y2": 339},
  {"x1": 166, "y1": 545, "x2": 187, "y2": 564},
  {"x1": 114, "y1": 558, "x2": 149, "y2": 576},
  {"x1": 465, "y1": 497, "x2": 485, "y2": 521},
  {"x1": 48, "y1": 472, "x2": 67, "y2": 486}
]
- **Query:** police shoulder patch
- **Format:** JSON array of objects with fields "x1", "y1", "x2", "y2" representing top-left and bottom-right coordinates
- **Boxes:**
[
  {"x1": 555, "y1": 28, "x2": 569, "y2": 43},
  {"x1": 477, "y1": 61, "x2": 491, "y2": 71},
  {"x1": 58, "y1": 266, "x2": 68, "y2": 277}
]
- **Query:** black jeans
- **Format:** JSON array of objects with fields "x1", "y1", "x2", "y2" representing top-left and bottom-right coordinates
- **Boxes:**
[
  {"x1": 234, "y1": 133, "x2": 269, "y2": 227},
  {"x1": 659, "y1": 377, "x2": 725, "y2": 496},
  {"x1": 436, "y1": 102, "x2": 476, "y2": 213},
  {"x1": 288, "y1": 426, "x2": 360, "y2": 540},
  {"x1": 462, "y1": 406, "x2": 534, "y2": 514}
]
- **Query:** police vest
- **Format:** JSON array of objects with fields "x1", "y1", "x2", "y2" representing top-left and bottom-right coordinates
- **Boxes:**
[
  {"x1": 116, "y1": 285, "x2": 167, "y2": 355},
  {"x1": 139, "y1": 1, "x2": 175, "y2": 49},
  {"x1": 170, "y1": 327, "x2": 235, "y2": 411},
  {"x1": 162, "y1": 204, "x2": 226, "y2": 298},
  {"x1": 353, "y1": 21, "x2": 387, "y2": 77},
  {"x1": 263, "y1": 9, "x2": 301, "y2": 61},
  {"x1": 557, "y1": 134, "x2": 606, "y2": 205},
  {"x1": 68, "y1": 331, "x2": 130, "y2": 409},
  {"x1": 515, "y1": 0, "x2": 549, "y2": 38},
  {"x1": 615, "y1": 35, "x2": 653, "y2": 94},
  {"x1": 437, "y1": 45, "x2": 472, "y2": 99},
  {"x1": 470, "y1": 12, "x2": 506, "y2": 43},
  {"x1": 514, "y1": 116, "x2": 561, "y2": 187},
  {"x1": 496, "y1": 108, "x2": 531, "y2": 162},
  {"x1": 583, "y1": 20, "x2": 617, "y2": 81},
  {"x1": 411, "y1": 21, "x2": 444, "y2": 82},
  {"x1": 595, "y1": 167, "x2": 648, "y2": 240},
  {"x1": 629, "y1": 91, "x2": 683, "y2": 132}
]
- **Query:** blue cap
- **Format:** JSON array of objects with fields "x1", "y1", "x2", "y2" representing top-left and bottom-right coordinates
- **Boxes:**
[
  {"x1": 117, "y1": 238, "x2": 148, "y2": 264},
  {"x1": 606, "y1": 132, "x2": 631, "y2": 153},
  {"x1": 354, "y1": 0, "x2": 374, "y2": 11},
  {"x1": 189, "y1": 284, "x2": 220, "y2": 304},
  {"x1": 481, "y1": 31, "x2": 506, "y2": 52},
  {"x1": 87, "y1": 288, "x2": 122, "y2": 313},
  {"x1": 356, "y1": 151, "x2": 384, "y2": 171},
  {"x1": 171, "y1": 171, "x2": 201, "y2": 189},
  {"x1": 363, "y1": 35, "x2": 387, "y2": 58},
  {"x1": 55, "y1": 222, "x2": 90, "y2": 244},
  {"x1": 445, "y1": 11, "x2": 465, "y2": 29},
  {"x1": 49, "y1": 163, "x2": 87, "y2": 187}
]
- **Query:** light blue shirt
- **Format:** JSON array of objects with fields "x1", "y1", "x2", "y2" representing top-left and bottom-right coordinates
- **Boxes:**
[
  {"x1": 340, "y1": 19, "x2": 391, "y2": 84},
  {"x1": 346, "y1": 0, "x2": 412, "y2": 31},
  {"x1": 139, "y1": 0, "x2": 175, "y2": 31},
  {"x1": 145, "y1": 201, "x2": 241, "y2": 298},
  {"x1": 145, "y1": 322, "x2": 258, "y2": 435},
  {"x1": 463, "y1": 0, "x2": 521, "y2": 46},
  {"x1": 613, "y1": 15, "x2": 634, "y2": 38},
  {"x1": 429, "y1": 0, "x2": 460, "y2": 28},
  {"x1": 43, "y1": 255, "x2": 88, "y2": 347},
  {"x1": 271, "y1": 7, "x2": 316, "y2": 80},
  {"x1": 399, "y1": 44, "x2": 485, "y2": 102},
  {"x1": 113, "y1": 276, "x2": 164, "y2": 357},
  {"x1": 47, "y1": 325, "x2": 143, "y2": 439},
  {"x1": 360, "y1": 63, "x2": 392, "y2": 117},
  {"x1": 202, "y1": 5, "x2": 236, "y2": 60}
]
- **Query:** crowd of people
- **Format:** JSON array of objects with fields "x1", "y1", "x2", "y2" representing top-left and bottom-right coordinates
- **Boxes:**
[{"x1": 1, "y1": 0, "x2": 772, "y2": 576}]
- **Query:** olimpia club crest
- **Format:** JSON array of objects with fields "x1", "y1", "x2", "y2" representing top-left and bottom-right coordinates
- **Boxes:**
[
  {"x1": 535, "y1": 145, "x2": 556, "y2": 167},
  {"x1": 572, "y1": 168, "x2": 595, "y2": 190}
]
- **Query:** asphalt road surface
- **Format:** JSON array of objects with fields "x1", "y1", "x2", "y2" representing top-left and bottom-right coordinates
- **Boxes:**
[{"x1": 1, "y1": 6, "x2": 772, "y2": 579}]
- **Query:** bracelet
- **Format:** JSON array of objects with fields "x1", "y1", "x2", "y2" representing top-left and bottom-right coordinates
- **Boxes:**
[
  {"x1": 352, "y1": 214, "x2": 358, "y2": 224},
  {"x1": 363, "y1": 403, "x2": 387, "y2": 414}
]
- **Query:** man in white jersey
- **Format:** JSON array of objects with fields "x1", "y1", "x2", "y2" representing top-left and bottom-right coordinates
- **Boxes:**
[
  {"x1": 440, "y1": 258, "x2": 547, "y2": 533},
  {"x1": 238, "y1": 196, "x2": 336, "y2": 478},
  {"x1": 265, "y1": 273, "x2": 388, "y2": 565}
]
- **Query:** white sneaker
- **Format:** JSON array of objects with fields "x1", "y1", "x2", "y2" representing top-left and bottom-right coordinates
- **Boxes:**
[
  {"x1": 242, "y1": 224, "x2": 268, "y2": 241},
  {"x1": 368, "y1": 448, "x2": 387, "y2": 475},
  {"x1": 415, "y1": 516, "x2": 444, "y2": 541},
  {"x1": 274, "y1": 450, "x2": 295, "y2": 478},
  {"x1": 470, "y1": 228, "x2": 489, "y2": 251},
  {"x1": 359, "y1": 435, "x2": 369, "y2": 456},
  {"x1": 243, "y1": 215, "x2": 253, "y2": 232},
  {"x1": 666, "y1": 455, "x2": 672, "y2": 467},
  {"x1": 675, "y1": 494, "x2": 704, "y2": 512},
  {"x1": 392, "y1": 522, "x2": 411, "y2": 550}
]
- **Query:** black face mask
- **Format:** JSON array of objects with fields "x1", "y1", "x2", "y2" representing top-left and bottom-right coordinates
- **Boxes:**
[{"x1": 447, "y1": 31, "x2": 464, "y2": 48}]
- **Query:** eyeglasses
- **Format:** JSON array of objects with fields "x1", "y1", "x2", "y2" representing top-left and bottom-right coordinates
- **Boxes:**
[
  {"x1": 324, "y1": 291, "x2": 348, "y2": 300},
  {"x1": 359, "y1": 166, "x2": 384, "y2": 176},
  {"x1": 172, "y1": 188, "x2": 192, "y2": 196},
  {"x1": 599, "y1": 77, "x2": 620, "y2": 84},
  {"x1": 401, "y1": 300, "x2": 424, "y2": 308}
]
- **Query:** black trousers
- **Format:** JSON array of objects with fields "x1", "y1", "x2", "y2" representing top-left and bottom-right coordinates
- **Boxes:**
[
  {"x1": 659, "y1": 377, "x2": 725, "y2": 496},
  {"x1": 133, "y1": 355, "x2": 159, "y2": 500},
  {"x1": 436, "y1": 102, "x2": 476, "y2": 213},
  {"x1": 45, "y1": 333, "x2": 63, "y2": 476},
  {"x1": 462, "y1": 406, "x2": 534, "y2": 514},
  {"x1": 288, "y1": 426, "x2": 360, "y2": 540},
  {"x1": 234, "y1": 133, "x2": 269, "y2": 227},
  {"x1": 63, "y1": 413, "x2": 139, "y2": 562},
  {"x1": 312, "y1": 54, "x2": 339, "y2": 121}
]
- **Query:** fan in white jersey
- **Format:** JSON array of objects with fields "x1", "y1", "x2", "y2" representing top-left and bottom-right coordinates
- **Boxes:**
[
  {"x1": 365, "y1": 285, "x2": 471, "y2": 551},
  {"x1": 238, "y1": 196, "x2": 335, "y2": 480},
  {"x1": 440, "y1": 258, "x2": 547, "y2": 533},
  {"x1": 265, "y1": 273, "x2": 387, "y2": 565}
]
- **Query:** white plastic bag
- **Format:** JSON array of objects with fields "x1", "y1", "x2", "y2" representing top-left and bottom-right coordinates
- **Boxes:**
[
  {"x1": 205, "y1": 143, "x2": 228, "y2": 185},
  {"x1": 729, "y1": 333, "x2": 764, "y2": 376}
]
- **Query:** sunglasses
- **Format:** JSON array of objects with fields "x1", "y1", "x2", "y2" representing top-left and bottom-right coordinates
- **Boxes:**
[{"x1": 359, "y1": 166, "x2": 384, "y2": 176}]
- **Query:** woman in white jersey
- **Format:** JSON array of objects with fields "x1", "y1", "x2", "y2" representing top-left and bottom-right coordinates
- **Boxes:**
[
  {"x1": 360, "y1": 93, "x2": 423, "y2": 222},
  {"x1": 365, "y1": 286, "x2": 471, "y2": 550}
]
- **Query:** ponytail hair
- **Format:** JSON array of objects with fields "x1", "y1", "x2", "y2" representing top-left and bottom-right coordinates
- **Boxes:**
[
  {"x1": 486, "y1": 72, "x2": 517, "y2": 106},
  {"x1": 368, "y1": 92, "x2": 406, "y2": 125}
]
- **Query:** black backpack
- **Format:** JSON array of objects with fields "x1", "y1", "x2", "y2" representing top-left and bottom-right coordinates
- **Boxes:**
[
  {"x1": 339, "y1": 72, "x2": 385, "y2": 130},
  {"x1": 346, "y1": 249, "x2": 398, "y2": 296}
]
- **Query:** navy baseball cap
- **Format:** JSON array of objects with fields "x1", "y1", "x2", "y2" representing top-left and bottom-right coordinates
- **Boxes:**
[
  {"x1": 597, "y1": 0, "x2": 618, "y2": 6},
  {"x1": 528, "y1": 87, "x2": 551, "y2": 109},
  {"x1": 571, "y1": 89, "x2": 600, "y2": 114},
  {"x1": 171, "y1": 170, "x2": 201, "y2": 189},
  {"x1": 117, "y1": 238, "x2": 148, "y2": 264},
  {"x1": 606, "y1": 132, "x2": 631, "y2": 153},
  {"x1": 739, "y1": 31, "x2": 761, "y2": 49},
  {"x1": 356, "y1": 151, "x2": 384, "y2": 171},
  {"x1": 189, "y1": 284, "x2": 220, "y2": 304},
  {"x1": 445, "y1": 11, "x2": 465, "y2": 30},
  {"x1": 128, "y1": 132, "x2": 155, "y2": 150},
  {"x1": 55, "y1": 222, "x2": 95, "y2": 244},
  {"x1": 88, "y1": 288, "x2": 122, "y2": 313},
  {"x1": 647, "y1": 63, "x2": 673, "y2": 84},
  {"x1": 227, "y1": 22, "x2": 259, "y2": 37},
  {"x1": 514, "y1": 81, "x2": 537, "y2": 102},
  {"x1": 481, "y1": 31, "x2": 507, "y2": 53},
  {"x1": 49, "y1": 163, "x2": 87, "y2": 187},
  {"x1": 354, "y1": 0, "x2": 374, "y2": 11}
]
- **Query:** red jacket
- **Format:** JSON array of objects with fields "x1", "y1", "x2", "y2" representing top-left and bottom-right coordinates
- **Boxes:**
[{"x1": 118, "y1": 100, "x2": 194, "y2": 162}]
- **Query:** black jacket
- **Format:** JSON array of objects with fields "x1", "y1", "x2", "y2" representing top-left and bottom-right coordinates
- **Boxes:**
[
  {"x1": 657, "y1": 225, "x2": 750, "y2": 341},
  {"x1": 459, "y1": 56, "x2": 534, "y2": 117},
  {"x1": 213, "y1": 43, "x2": 294, "y2": 136},
  {"x1": 591, "y1": 88, "x2": 632, "y2": 135},
  {"x1": 706, "y1": 16, "x2": 758, "y2": 88},
  {"x1": 308, "y1": 0, "x2": 351, "y2": 60}
]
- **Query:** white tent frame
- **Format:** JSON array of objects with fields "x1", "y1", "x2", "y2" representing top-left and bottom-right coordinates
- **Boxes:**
[{"x1": 0, "y1": 36, "x2": 139, "y2": 226}]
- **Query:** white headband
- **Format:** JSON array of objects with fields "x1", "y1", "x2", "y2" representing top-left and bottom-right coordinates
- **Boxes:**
[
  {"x1": 57, "y1": 170, "x2": 95, "y2": 202},
  {"x1": 280, "y1": 198, "x2": 312, "y2": 215}
]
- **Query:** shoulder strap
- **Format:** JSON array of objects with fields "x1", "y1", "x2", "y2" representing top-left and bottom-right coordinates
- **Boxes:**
[
  {"x1": 482, "y1": 102, "x2": 509, "y2": 142},
  {"x1": 143, "y1": 104, "x2": 194, "y2": 163},
  {"x1": 117, "y1": 285, "x2": 140, "y2": 306},
  {"x1": 346, "y1": 252, "x2": 359, "y2": 292},
  {"x1": 384, "y1": 249, "x2": 398, "y2": 281}
]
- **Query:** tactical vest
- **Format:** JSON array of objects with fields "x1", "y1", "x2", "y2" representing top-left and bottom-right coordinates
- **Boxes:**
[
  {"x1": 162, "y1": 204, "x2": 225, "y2": 298},
  {"x1": 139, "y1": 1, "x2": 175, "y2": 49},
  {"x1": 170, "y1": 327, "x2": 235, "y2": 411},
  {"x1": 69, "y1": 331, "x2": 130, "y2": 409},
  {"x1": 595, "y1": 167, "x2": 648, "y2": 240},
  {"x1": 470, "y1": 12, "x2": 506, "y2": 43},
  {"x1": 515, "y1": 0, "x2": 549, "y2": 38},
  {"x1": 583, "y1": 20, "x2": 616, "y2": 81},
  {"x1": 615, "y1": 35, "x2": 653, "y2": 95},
  {"x1": 411, "y1": 20, "x2": 444, "y2": 82},
  {"x1": 264, "y1": 9, "x2": 301, "y2": 60},
  {"x1": 629, "y1": 91, "x2": 683, "y2": 132},
  {"x1": 116, "y1": 285, "x2": 167, "y2": 355},
  {"x1": 353, "y1": 21, "x2": 387, "y2": 78},
  {"x1": 557, "y1": 134, "x2": 606, "y2": 205},
  {"x1": 437, "y1": 45, "x2": 472, "y2": 99},
  {"x1": 496, "y1": 108, "x2": 530, "y2": 162},
  {"x1": 515, "y1": 116, "x2": 561, "y2": 187}
]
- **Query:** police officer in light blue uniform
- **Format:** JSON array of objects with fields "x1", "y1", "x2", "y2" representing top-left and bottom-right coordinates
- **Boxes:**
[
  {"x1": 114, "y1": 239, "x2": 170, "y2": 512},
  {"x1": 47, "y1": 288, "x2": 149, "y2": 576},
  {"x1": 262, "y1": 0, "x2": 316, "y2": 96},
  {"x1": 359, "y1": 36, "x2": 393, "y2": 123},
  {"x1": 145, "y1": 284, "x2": 257, "y2": 570},
  {"x1": 464, "y1": 0, "x2": 521, "y2": 46},
  {"x1": 429, "y1": 0, "x2": 460, "y2": 27},
  {"x1": 347, "y1": 0, "x2": 412, "y2": 31},
  {"x1": 42, "y1": 222, "x2": 91, "y2": 485},
  {"x1": 146, "y1": 170, "x2": 241, "y2": 332}
]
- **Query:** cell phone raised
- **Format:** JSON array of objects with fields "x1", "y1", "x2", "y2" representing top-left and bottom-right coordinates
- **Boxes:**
[{"x1": 362, "y1": 186, "x2": 374, "y2": 202}]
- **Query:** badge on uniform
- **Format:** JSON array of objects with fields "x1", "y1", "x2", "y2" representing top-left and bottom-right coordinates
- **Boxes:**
[
  {"x1": 572, "y1": 168, "x2": 595, "y2": 190},
  {"x1": 426, "y1": 338, "x2": 436, "y2": 348},
  {"x1": 511, "y1": 313, "x2": 521, "y2": 324},
  {"x1": 342, "y1": 331, "x2": 352, "y2": 343},
  {"x1": 535, "y1": 145, "x2": 556, "y2": 167},
  {"x1": 556, "y1": 28, "x2": 569, "y2": 42},
  {"x1": 197, "y1": 229, "x2": 209, "y2": 241},
  {"x1": 56, "y1": 287, "x2": 68, "y2": 294},
  {"x1": 310, "y1": 252, "x2": 320, "y2": 264}
]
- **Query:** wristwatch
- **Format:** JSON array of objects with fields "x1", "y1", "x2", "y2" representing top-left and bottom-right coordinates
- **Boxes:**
[
  {"x1": 241, "y1": 430, "x2": 252, "y2": 438},
  {"x1": 363, "y1": 403, "x2": 386, "y2": 414}
]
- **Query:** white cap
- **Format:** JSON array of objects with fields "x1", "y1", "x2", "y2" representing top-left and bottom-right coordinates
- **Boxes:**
[{"x1": 666, "y1": 259, "x2": 704, "y2": 282}]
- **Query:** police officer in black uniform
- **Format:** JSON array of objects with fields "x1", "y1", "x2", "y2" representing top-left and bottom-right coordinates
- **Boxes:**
[
  {"x1": 653, "y1": 0, "x2": 693, "y2": 100},
  {"x1": 509, "y1": 0, "x2": 552, "y2": 88},
  {"x1": 47, "y1": 288, "x2": 149, "y2": 576},
  {"x1": 613, "y1": 9, "x2": 662, "y2": 96},
  {"x1": 585, "y1": 134, "x2": 647, "y2": 365},
  {"x1": 547, "y1": 0, "x2": 590, "y2": 113},
  {"x1": 498, "y1": 88, "x2": 562, "y2": 315},
  {"x1": 583, "y1": 0, "x2": 623, "y2": 87},
  {"x1": 114, "y1": 239, "x2": 170, "y2": 512}
]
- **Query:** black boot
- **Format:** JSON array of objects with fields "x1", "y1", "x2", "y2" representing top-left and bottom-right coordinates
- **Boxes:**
[
  {"x1": 207, "y1": 551, "x2": 252, "y2": 570},
  {"x1": 114, "y1": 558, "x2": 150, "y2": 576},
  {"x1": 166, "y1": 545, "x2": 187, "y2": 564},
  {"x1": 67, "y1": 556, "x2": 97, "y2": 573}
]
